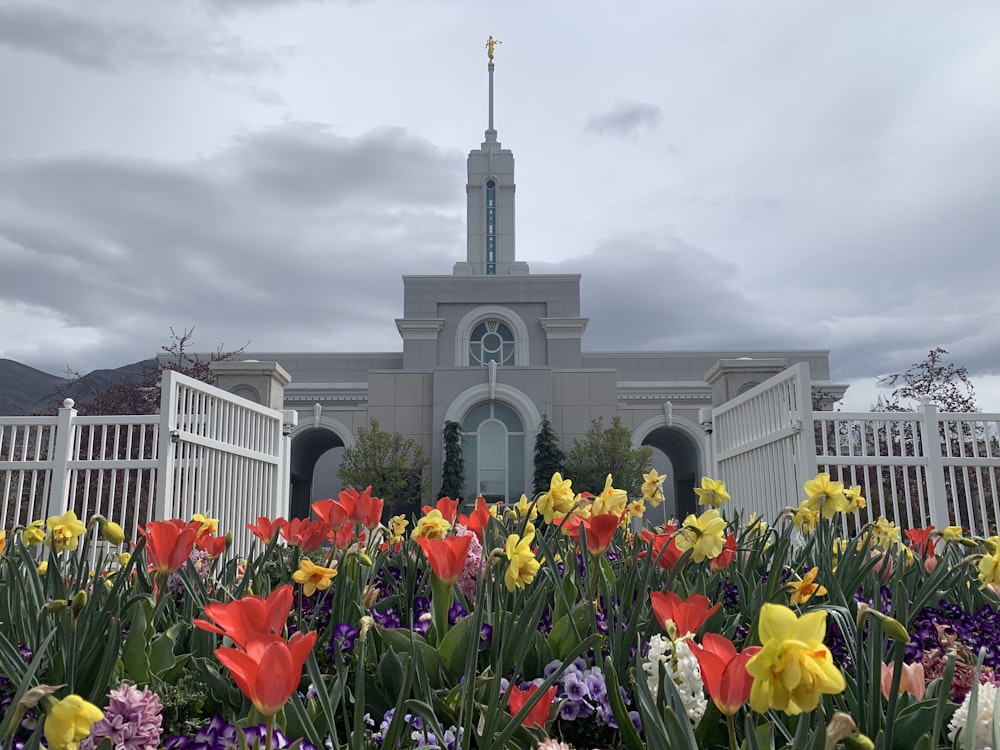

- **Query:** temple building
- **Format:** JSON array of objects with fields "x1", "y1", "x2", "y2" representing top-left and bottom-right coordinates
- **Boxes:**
[{"x1": 208, "y1": 44, "x2": 846, "y2": 519}]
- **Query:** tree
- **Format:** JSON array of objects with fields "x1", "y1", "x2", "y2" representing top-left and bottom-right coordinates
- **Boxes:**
[
  {"x1": 532, "y1": 415, "x2": 565, "y2": 497},
  {"x1": 68, "y1": 327, "x2": 246, "y2": 416},
  {"x1": 876, "y1": 347, "x2": 979, "y2": 413},
  {"x1": 338, "y1": 419, "x2": 430, "y2": 517},
  {"x1": 438, "y1": 421, "x2": 465, "y2": 500},
  {"x1": 563, "y1": 416, "x2": 652, "y2": 498}
]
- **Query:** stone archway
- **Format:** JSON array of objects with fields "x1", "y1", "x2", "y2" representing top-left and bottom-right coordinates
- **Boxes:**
[
  {"x1": 633, "y1": 415, "x2": 707, "y2": 524},
  {"x1": 289, "y1": 417, "x2": 355, "y2": 519}
]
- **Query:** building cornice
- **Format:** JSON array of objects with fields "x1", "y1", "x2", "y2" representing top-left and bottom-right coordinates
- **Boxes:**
[
  {"x1": 395, "y1": 318, "x2": 445, "y2": 340},
  {"x1": 539, "y1": 317, "x2": 589, "y2": 339}
]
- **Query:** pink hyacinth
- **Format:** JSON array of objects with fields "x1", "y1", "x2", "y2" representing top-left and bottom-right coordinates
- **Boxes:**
[
  {"x1": 455, "y1": 524, "x2": 484, "y2": 602},
  {"x1": 81, "y1": 684, "x2": 163, "y2": 750}
]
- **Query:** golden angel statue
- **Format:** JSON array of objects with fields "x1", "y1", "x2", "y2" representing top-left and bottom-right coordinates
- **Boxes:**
[{"x1": 486, "y1": 36, "x2": 501, "y2": 64}]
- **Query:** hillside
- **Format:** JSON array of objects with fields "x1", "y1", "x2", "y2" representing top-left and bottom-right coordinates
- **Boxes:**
[{"x1": 0, "y1": 358, "x2": 155, "y2": 415}]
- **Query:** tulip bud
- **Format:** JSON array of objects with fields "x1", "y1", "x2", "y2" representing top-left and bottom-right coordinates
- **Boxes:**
[
  {"x1": 359, "y1": 615, "x2": 375, "y2": 640},
  {"x1": 362, "y1": 586, "x2": 380, "y2": 608},
  {"x1": 225, "y1": 531, "x2": 234, "y2": 549}
]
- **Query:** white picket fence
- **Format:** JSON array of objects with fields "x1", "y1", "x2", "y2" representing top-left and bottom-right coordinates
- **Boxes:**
[
  {"x1": 0, "y1": 370, "x2": 294, "y2": 558},
  {"x1": 711, "y1": 363, "x2": 1000, "y2": 537}
]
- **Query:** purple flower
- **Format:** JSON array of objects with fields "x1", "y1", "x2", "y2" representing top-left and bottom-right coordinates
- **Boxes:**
[{"x1": 82, "y1": 684, "x2": 163, "y2": 750}]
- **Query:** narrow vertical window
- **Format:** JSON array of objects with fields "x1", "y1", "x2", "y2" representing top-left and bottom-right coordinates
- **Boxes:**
[{"x1": 485, "y1": 179, "x2": 497, "y2": 275}]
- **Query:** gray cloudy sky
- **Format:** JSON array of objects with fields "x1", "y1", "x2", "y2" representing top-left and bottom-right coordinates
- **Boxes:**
[{"x1": 1, "y1": 0, "x2": 999, "y2": 411}]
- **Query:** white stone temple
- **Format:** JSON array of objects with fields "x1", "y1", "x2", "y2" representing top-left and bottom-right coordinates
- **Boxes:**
[{"x1": 205, "y1": 47, "x2": 847, "y2": 520}]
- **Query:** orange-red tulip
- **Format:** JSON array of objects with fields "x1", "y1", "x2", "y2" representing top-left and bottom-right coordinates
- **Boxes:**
[
  {"x1": 457, "y1": 496, "x2": 491, "y2": 541},
  {"x1": 650, "y1": 591, "x2": 720, "y2": 638},
  {"x1": 247, "y1": 516, "x2": 284, "y2": 544},
  {"x1": 425, "y1": 496, "x2": 460, "y2": 524},
  {"x1": 710, "y1": 533, "x2": 737, "y2": 572},
  {"x1": 508, "y1": 683, "x2": 557, "y2": 728},
  {"x1": 416, "y1": 535, "x2": 471, "y2": 586},
  {"x1": 880, "y1": 661, "x2": 926, "y2": 701},
  {"x1": 195, "y1": 532, "x2": 227, "y2": 559},
  {"x1": 339, "y1": 486, "x2": 385, "y2": 530},
  {"x1": 690, "y1": 633, "x2": 760, "y2": 715},
  {"x1": 139, "y1": 519, "x2": 198, "y2": 574},
  {"x1": 279, "y1": 518, "x2": 330, "y2": 553},
  {"x1": 194, "y1": 584, "x2": 294, "y2": 648},
  {"x1": 310, "y1": 499, "x2": 350, "y2": 530},
  {"x1": 640, "y1": 526, "x2": 683, "y2": 570},
  {"x1": 566, "y1": 512, "x2": 621, "y2": 557},
  {"x1": 216, "y1": 630, "x2": 317, "y2": 716}
]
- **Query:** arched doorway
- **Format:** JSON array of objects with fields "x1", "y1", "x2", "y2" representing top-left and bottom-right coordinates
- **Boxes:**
[
  {"x1": 289, "y1": 418, "x2": 355, "y2": 519},
  {"x1": 634, "y1": 415, "x2": 707, "y2": 525},
  {"x1": 459, "y1": 401, "x2": 526, "y2": 503}
]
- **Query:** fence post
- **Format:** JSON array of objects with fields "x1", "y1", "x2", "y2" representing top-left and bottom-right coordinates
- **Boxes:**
[
  {"x1": 278, "y1": 410, "x2": 298, "y2": 519},
  {"x1": 155, "y1": 370, "x2": 178, "y2": 521},
  {"x1": 48, "y1": 399, "x2": 78, "y2": 518},
  {"x1": 920, "y1": 401, "x2": 949, "y2": 528}
]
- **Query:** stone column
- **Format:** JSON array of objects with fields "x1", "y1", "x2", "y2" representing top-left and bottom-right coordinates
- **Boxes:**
[
  {"x1": 208, "y1": 360, "x2": 291, "y2": 410},
  {"x1": 704, "y1": 358, "x2": 788, "y2": 407}
]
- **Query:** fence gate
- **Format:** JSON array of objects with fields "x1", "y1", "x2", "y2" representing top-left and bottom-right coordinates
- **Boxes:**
[
  {"x1": 156, "y1": 370, "x2": 290, "y2": 556},
  {"x1": 710, "y1": 362, "x2": 817, "y2": 522}
]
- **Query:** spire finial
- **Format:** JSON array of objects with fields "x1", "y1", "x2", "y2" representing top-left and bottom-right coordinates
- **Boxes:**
[{"x1": 486, "y1": 35, "x2": 501, "y2": 65}]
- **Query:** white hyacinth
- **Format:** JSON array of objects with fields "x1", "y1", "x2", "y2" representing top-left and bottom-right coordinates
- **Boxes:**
[
  {"x1": 642, "y1": 633, "x2": 707, "y2": 725},
  {"x1": 949, "y1": 681, "x2": 1000, "y2": 750}
]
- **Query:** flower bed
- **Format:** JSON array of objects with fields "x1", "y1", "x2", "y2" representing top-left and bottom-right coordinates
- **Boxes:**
[{"x1": 2, "y1": 473, "x2": 999, "y2": 750}]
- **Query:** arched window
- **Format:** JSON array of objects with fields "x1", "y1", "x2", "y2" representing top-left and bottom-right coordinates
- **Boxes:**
[
  {"x1": 461, "y1": 402, "x2": 524, "y2": 502},
  {"x1": 469, "y1": 320, "x2": 515, "y2": 367}
]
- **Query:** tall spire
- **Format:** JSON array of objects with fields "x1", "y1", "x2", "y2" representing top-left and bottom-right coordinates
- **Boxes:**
[
  {"x1": 454, "y1": 36, "x2": 528, "y2": 277},
  {"x1": 485, "y1": 36, "x2": 500, "y2": 142}
]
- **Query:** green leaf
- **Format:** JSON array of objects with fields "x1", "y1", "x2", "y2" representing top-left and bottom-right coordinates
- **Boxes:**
[
  {"x1": 436, "y1": 614, "x2": 476, "y2": 677},
  {"x1": 548, "y1": 601, "x2": 593, "y2": 661}
]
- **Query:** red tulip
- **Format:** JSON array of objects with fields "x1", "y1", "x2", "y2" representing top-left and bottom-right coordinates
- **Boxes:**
[
  {"x1": 425, "y1": 496, "x2": 460, "y2": 524},
  {"x1": 340, "y1": 486, "x2": 384, "y2": 530},
  {"x1": 139, "y1": 519, "x2": 198, "y2": 574},
  {"x1": 457, "y1": 496, "x2": 491, "y2": 541},
  {"x1": 194, "y1": 584, "x2": 294, "y2": 648},
  {"x1": 195, "y1": 532, "x2": 227, "y2": 559},
  {"x1": 416, "y1": 535, "x2": 471, "y2": 586},
  {"x1": 215, "y1": 630, "x2": 317, "y2": 716},
  {"x1": 247, "y1": 516, "x2": 284, "y2": 544},
  {"x1": 710, "y1": 533, "x2": 737, "y2": 572},
  {"x1": 310, "y1": 499, "x2": 350, "y2": 530},
  {"x1": 905, "y1": 526, "x2": 936, "y2": 559},
  {"x1": 650, "y1": 591, "x2": 720, "y2": 638},
  {"x1": 689, "y1": 633, "x2": 760, "y2": 715},
  {"x1": 279, "y1": 518, "x2": 330, "y2": 553},
  {"x1": 566, "y1": 512, "x2": 621, "y2": 556},
  {"x1": 508, "y1": 683, "x2": 557, "y2": 728},
  {"x1": 640, "y1": 526, "x2": 683, "y2": 569}
]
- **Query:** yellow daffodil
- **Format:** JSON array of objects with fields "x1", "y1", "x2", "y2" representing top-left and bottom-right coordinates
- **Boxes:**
[
  {"x1": 978, "y1": 549, "x2": 1000, "y2": 589},
  {"x1": 191, "y1": 512, "x2": 218, "y2": 536},
  {"x1": 745, "y1": 513, "x2": 768, "y2": 539},
  {"x1": 43, "y1": 694, "x2": 103, "y2": 750},
  {"x1": 387, "y1": 514, "x2": 408, "y2": 546},
  {"x1": 802, "y1": 473, "x2": 848, "y2": 519},
  {"x1": 504, "y1": 527, "x2": 540, "y2": 592},
  {"x1": 844, "y1": 485, "x2": 866, "y2": 512},
  {"x1": 641, "y1": 469, "x2": 666, "y2": 507},
  {"x1": 99, "y1": 520, "x2": 125, "y2": 546},
  {"x1": 411, "y1": 509, "x2": 451, "y2": 540},
  {"x1": 941, "y1": 525, "x2": 964, "y2": 541},
  {"x1": 787, "y1": 567, "x2": 827, "y2": 605},
  {"x1": 37, "y1": 560, "x2": 48, "y2": 575},
  {"x1": 292, "y1": 558, "x2": 338, "y2": 596},
  {"x1": 871, "y1": 517, "x2": 901, "y2": 550},
  {"x1": 46, "y1": 511, "x2": 86, "y2": 552},
  {"x1": 627, "y1": 498, "x2": 646, "y2": 520},
  {"x1": 117, "y1": 552, "x2": 131, "y2": 567},
  {"x1": 536, "y1": 473, "x2": 576, "y2": 523},
  {"x1": 513, "y1": 494, "x2": 538, "y2": 522},
  {"x1": 793, "y1": 503, "x2": 819, "y2": 533},
  {"x1": 22, "y1": 520, "x2": 45, "y2": 546},
  {"x1": 746, "y1": 604, "x2": 846, "y2": 715},
  {"x1": 675, "y1": 508, "x2": 728, "y2": 563},
  {"x1": 591, "y1": 474, "x2": 628, "y2": 517},
  {"x1": 694, "y1": 477, "x2": 731, "y2": 509},
  {"x1": 0, "y1": 529, "x2": 5, "y2": 556}
]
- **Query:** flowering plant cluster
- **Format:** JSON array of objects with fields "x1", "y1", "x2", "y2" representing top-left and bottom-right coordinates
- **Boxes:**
[{"x1": 2, "y1": 472, "x2": 1000, "y2": 750}]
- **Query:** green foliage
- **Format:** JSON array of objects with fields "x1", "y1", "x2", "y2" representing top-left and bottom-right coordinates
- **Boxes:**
[
  {"x1": 438, "y1": 421, "x2": 465, "y2": 500},
  {"x1": 531, "y1": 415, "x2": 565, "y2": 497},
  {"x1": 337, "y1": 418, "x2": 430, "y2": 517},
  {"x1": 563, "y1": 416, "x2": 652, "y2": 496}
]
